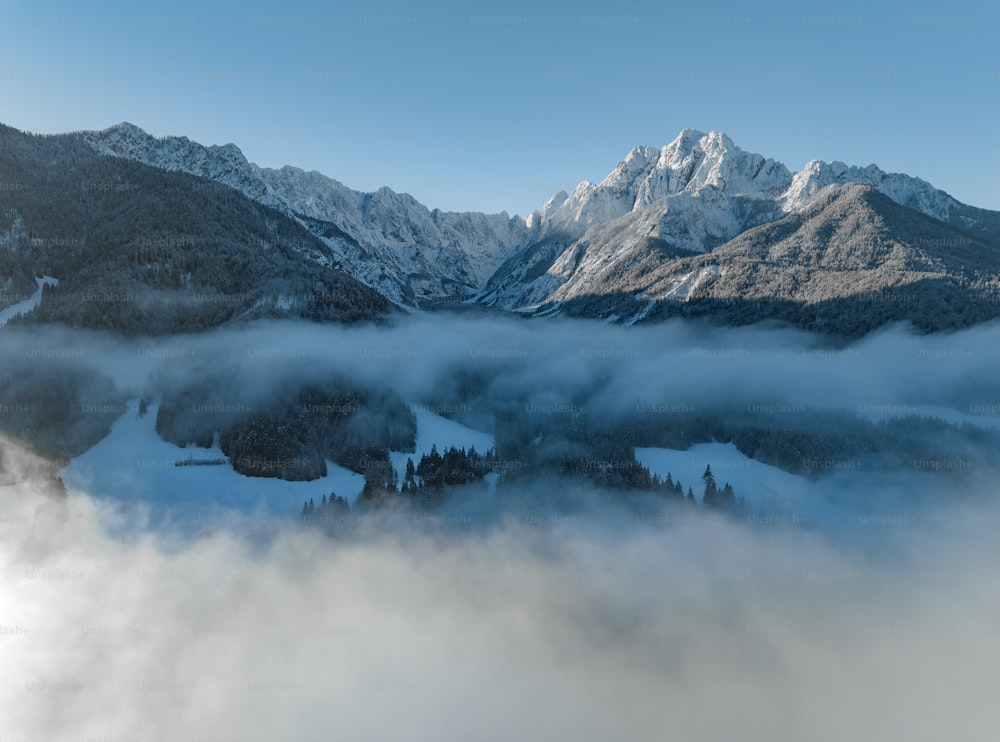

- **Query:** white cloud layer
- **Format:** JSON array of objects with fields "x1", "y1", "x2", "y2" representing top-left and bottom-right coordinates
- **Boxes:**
[{"x1": 2, "y1": 467, "x2": 999, "y2": 741}]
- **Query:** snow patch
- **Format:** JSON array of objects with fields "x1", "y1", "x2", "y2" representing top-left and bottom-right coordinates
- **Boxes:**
[
  {"x1": 0, "y1": 276, "x2": 57, "y2": 328},
  {"x1": 649, "y1": 265, "x2": 720, "y2": 301},
  {"x1": 636, "y1": 443, "x2": 811, "y2": 514}
]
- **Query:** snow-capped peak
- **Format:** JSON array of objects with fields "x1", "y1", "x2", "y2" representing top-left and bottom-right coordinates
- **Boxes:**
[
  {"x1": 537, "y1": 129, "x2": 792, "y2": 239},
  {"x1": 543, "y1": 190, "x2": 570, "y2": 210},
  {"x1": 76, "y1": 121, "x2": 976, "y2": 315},
  {"x1": 532, "y1": 127, "x2": 967, "y2": 244},
  {"x1": 669, "y1": 127, "x2": 710, "y2": 151},
  {"x1": 780, "y1": 157, "x2": 959, "y2": 219},
  {"x1": 483, "y1": 128, "x2": 981, "y2": 314}
]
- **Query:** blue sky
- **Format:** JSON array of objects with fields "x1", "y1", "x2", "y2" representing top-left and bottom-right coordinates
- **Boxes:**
[{"x1": 2, "y1": 0, "x2": 997, "y2": 215}]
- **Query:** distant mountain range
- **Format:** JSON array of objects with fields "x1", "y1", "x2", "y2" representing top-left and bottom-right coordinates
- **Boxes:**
[
  {"x1": 3, "y1": 121, "x2": 1000, "y2": 336},
  {"x1": 82, "y1": 122, "x2": 533, "y2": 306}
]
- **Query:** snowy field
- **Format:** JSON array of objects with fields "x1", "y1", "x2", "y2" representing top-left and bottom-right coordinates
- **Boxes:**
[
  {"x1": 61, "y1": 400, "x2": 366, "y2": 531},
  {"x1": 635, "y1": 442, "x2": 849, "y2": 525},
  {"x1": 61, "y1": 398, "x2": 853, "y2": 532},
  {"x1": 61, "y1": 400, "x2": 496, "y2": 532}
]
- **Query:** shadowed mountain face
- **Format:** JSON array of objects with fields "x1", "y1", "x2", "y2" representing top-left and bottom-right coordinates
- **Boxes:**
[{"x1": 0, "y1": 125, "x2": 392, "y2": 335}]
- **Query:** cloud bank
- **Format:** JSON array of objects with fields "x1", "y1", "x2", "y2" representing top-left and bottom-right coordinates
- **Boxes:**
[{"x1": 2, "y1": 463, "x2": 999, "y2": 741}]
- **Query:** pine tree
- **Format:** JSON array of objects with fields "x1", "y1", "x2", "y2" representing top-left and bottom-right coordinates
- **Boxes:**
[
  {"x1": 720, "y1": 483, "x2": 736, "y2": 509},
  {"x1": 417, "y1": 444, "x2": 444, "y2": 490},
  {"x1": 702, "y1": 465, "x2": 718, "y2": 507}
]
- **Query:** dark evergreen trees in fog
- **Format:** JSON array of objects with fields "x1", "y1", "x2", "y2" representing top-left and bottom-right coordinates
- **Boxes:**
[{"x1": 302, "y1": 492, "x2": 350, "y2": 523}]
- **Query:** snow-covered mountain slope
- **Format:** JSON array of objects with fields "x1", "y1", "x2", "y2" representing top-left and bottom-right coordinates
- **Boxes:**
[
  {"x1": 82, "y1": 122, "x2": 287, "y2": 211},
  {"x1": 530, "y1": 128, "x2": 970, "y2": 239},
  {"x1": 552, "y1": 184, "x2": 1000, "y2": 336},
  {"x1": 81, "y1": 123, "x2": 534, "y2": 306},
  {"x1": 79, "y1": 122, "x2": 995, "y2": 323},
  {"x1": 254, "y1": 164, "x2": 533, "y2": 296},
  {"x1": 782, "y1": 158, "x2": 963, "y2": 220},
  {"x1": 481, "y1": 129, "x2": 991, "y2": 312},
  {"x1": 534, "y1": 129, "x2": 790, "y2": 241}
]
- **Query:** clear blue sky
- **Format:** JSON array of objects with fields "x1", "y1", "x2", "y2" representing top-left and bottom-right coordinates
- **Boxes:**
[{"x1": 2, "y1": 0, "x2": 997, "y2": 216}]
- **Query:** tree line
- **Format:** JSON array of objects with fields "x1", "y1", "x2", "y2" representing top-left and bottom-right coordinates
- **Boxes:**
[{"x1": 304, "y1": 447, "x2": 744, "y2": 523}]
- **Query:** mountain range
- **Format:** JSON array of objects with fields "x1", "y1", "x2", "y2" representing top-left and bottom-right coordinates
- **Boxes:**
[
  {"x1": 3, "y1": 121, "x2": 1000, "y2": 336},
  {"x1": 82, "y1": 122, "x2": 533, "y2": 307}
]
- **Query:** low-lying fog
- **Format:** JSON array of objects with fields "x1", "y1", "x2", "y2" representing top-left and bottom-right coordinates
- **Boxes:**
[
  {"x1": 2, "y1": 314, "x2": 1000, "y2": 739},
  {"x1": 5, "y1": 312, "x2": 1000, "y2": 418},
  {"x1": 3, "y1": 471, "x2": 999, "y2": 741}
]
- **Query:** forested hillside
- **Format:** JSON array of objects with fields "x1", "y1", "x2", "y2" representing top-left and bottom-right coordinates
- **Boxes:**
[{"x1": 0, "y1": 125, "x2": 391, "y2": 335}]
